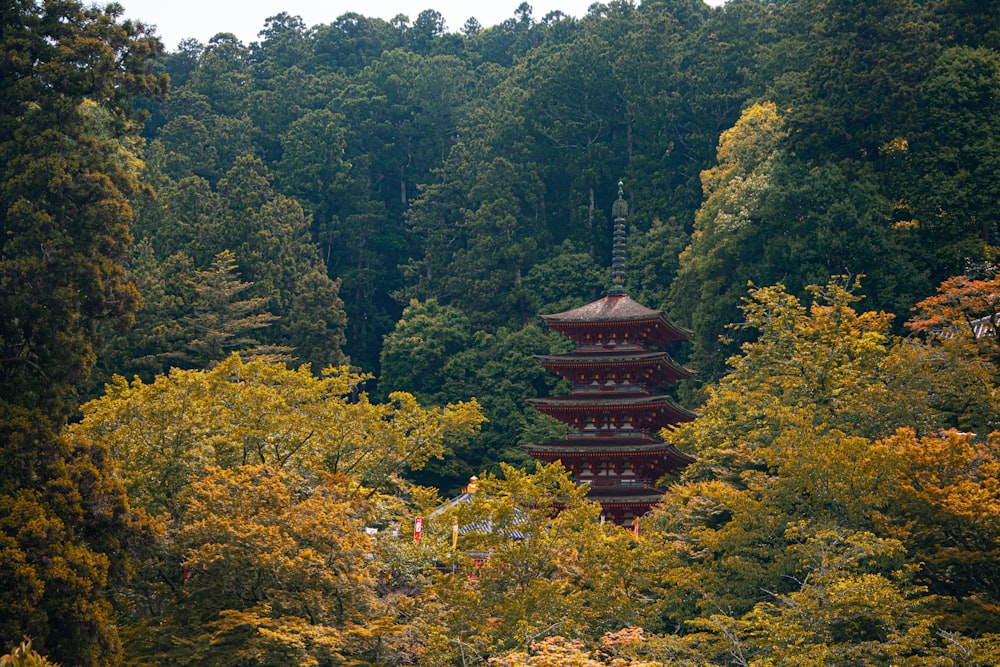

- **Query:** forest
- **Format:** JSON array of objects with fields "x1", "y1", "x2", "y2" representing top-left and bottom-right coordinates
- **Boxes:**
[{"x1": 2, "y1": 0, "x2": 1000, "y2": 664}]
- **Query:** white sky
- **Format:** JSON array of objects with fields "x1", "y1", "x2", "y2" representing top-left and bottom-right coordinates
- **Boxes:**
[{"x1": 112, "y1": 0, "x2": 725, "y2": 52}]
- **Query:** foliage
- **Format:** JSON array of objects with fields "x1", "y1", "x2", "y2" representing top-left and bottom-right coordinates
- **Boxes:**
[
  {"x1": 110, "y1": 0, "x2": 1000, "y2": 387},
  {"x1": 420, "y1": 463, "x2": 667, "y2": 666},
  {"x1": 380, "y1": 298, "x2": 475, "y2": 405},
  {"x1": 122, "y1": 465, "x2": 377, "y2": 666},
  {"x1": 107, "y1": 155, "x2": 349, "y2": 380},
  {"x1": 10, "y1": 0, "x2": 1000, "y2": 660},
  {"x1": 909, "y1": 269, "x2": 1000, "y2": 353},
  {"x1": 0, "y1": 640, "x2": 58, "y2": 667},
  {"x1": 380, "y1": 305, "x2": 570, "y2": 492},
  {"x1": 1, "y1": 1, "x2": 165, "y2": 663},
  {"x1": 490, "y1": 629, "x2": 659, "y2": 667},
  {"x1": 885, "y1": 428, "x2": 1000, "y2": 630},
  {"x1": 670, "y1": 101, "x2": 789, "y2": 376},
  {"x1": 904, "y1": 268, "x2": 1000, "y2": 431},
  {"x1": 71, "y1": 354, "x2": 484, "y2": 515},
  {"x1": 648, "y1": 275, "x2": 1000, "y2": 661},
  {"x1": 71, "y1": 355, "x2": 482, "y2": 663},
  {"x1": 1, "y1": 0, "x2": 166, "y2": 415}
]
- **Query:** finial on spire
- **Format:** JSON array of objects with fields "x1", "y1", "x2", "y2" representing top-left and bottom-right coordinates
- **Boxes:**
[{"x1": 609, "y1": 180, "x2": 627, "y2": 295}]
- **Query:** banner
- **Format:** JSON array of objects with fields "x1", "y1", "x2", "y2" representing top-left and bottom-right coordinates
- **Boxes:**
[{"x1": 414, "y1": 517, "x2": 424, "y2": 543}]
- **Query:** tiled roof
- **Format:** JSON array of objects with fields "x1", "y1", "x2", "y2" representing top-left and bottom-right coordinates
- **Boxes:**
[
  {"x1": 534, "y1": 351, "x2": 695, "y2": 381},
  {"x1": 542, "y1": 294, "x2": 664, "y2": 322}
]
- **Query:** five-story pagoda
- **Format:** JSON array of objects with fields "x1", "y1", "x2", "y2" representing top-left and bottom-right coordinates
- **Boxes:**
[{"x1": 525, "y1": 183, "x2": 696, "y2": 525}]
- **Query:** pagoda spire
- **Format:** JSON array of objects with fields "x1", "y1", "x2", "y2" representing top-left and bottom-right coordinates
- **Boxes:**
[{"x1": 609, "y1": 180, "x2": 628, "y2": 296}]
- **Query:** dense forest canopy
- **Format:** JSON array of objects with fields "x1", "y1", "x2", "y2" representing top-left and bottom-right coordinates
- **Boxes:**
[{"x1": 3, "y1": 0, "x2": 1000, "y2": 664}]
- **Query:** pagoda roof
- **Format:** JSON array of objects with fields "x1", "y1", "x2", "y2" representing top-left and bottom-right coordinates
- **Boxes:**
[
  {"x1": 534, "y1": 351, "x2": 694, "y2": 381},
  {"x1": 541, "y1": 294, "x2": 692, "y2": 341},
  {"x1": 527, "y1": 393, "x2": 699, "y2": 423},
  {"x1": 585, "y1": 495, "x2": 664, "y2": 511},
  {"x1": 525, "y1": 441, "x2": 694, "y2": 469},
  {"x1": 524, "y1": 440, "x2": 685, "y2": 456}
]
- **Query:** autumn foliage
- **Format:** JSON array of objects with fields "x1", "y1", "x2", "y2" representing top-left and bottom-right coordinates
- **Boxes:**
[{"x1": 6, "y1": 0, "x2": 1000, "y2": 663}]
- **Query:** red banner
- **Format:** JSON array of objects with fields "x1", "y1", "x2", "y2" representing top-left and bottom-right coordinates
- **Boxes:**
[{"x1": 414, "y1": 517, "x2": 424, "y2": 542}]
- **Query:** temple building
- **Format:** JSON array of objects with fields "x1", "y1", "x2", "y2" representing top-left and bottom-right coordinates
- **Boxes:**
[{"x1": 525, "y1": 183, "x2": 696, "y2": 525}]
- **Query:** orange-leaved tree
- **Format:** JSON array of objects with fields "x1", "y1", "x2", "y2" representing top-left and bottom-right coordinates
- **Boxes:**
[{"x1": 67, "y1": 354, "x2": 483, "y2": 664}]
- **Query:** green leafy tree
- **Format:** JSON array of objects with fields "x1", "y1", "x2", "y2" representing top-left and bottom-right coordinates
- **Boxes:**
[
  {"x1": 88, "y1": 243, "x2": 196, "y2": 390},
  {"x1": 379, "y1": 298, "x2": 475, "y2": 405},
  {"x1": 672, "y1": 102, "x2": 917, "y2": 379},
  {"x1": 113, "y1": 155, "x2": 349, "y2": 375},
  {"x1": 521, "y1": 240, "x2": 607, "y2": 315},
  {"x1": 273, "y1": 108, "x2": 351, "y2": 221},
  {"x1": 902, "y1": 46, "x2": 1000, "y2": 278},
  {"x1": 763, "y1": 0, "x2": 934, "y2": 164},
  {"x1": 464, "y1": 323, "x2": 570, "y2": 473},
  {"x1": 380, "y1": 302, "x2": 569, "y2": 491},
  {"x1": 670, "y1": 101, "x2": 790, "y2": 377},
  {"x1": 627, "y1": 216, "x2": 689, "y2": 313},
  {"x1": 308, "y1": 13, "x2": 404, "y2": 75},
  {"x1": 1, "y1": 0, "x2": 166, "y2": 415},
  {"x1": 0, "y1": 1, "x2": 165, "y2": 662},
  {"x1": 186, "y1": 33, "x2": 252, "y2": 117},
  {"x1": 155, "y1": 113, "x2": 220, "y2": 181}
]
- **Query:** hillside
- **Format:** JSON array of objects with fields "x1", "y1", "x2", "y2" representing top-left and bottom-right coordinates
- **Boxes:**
[{"x1": 3, "y1": 0, "x2": 1000, "y2": 664}]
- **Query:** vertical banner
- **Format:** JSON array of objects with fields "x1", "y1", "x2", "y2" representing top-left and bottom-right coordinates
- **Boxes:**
[
  {"x1": 414, "y1": 517, "x2": 424, "y2": 543},
  {"x1": 452, "y1": 517, "x2": 459, "y2": 550},
  {"x1": 633, "y1": 516, "x2": 639, "y2": 537}
]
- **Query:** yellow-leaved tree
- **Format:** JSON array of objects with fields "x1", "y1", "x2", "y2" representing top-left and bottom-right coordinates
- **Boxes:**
[
  {"x1": 66, "y1": 354, "x2": 484, "y2": 664},
  {"x1": 73, "y1": 354, "x2": 483, "y2": 514},
  {"x1": 419, "y1": 463, "x2": 680, "y2": 667},
  {"x1": 642, "y1": 277, "x2": 1000, "y2": 663}
]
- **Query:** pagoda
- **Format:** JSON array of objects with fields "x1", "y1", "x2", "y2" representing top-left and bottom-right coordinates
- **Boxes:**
[{"x1": 525, "y1": 183, "x2": 696, "y2": 525}]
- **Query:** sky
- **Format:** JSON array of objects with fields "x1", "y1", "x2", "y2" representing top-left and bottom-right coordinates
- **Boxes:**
[{"x1": 114, "y1": 0, "x2": 725, "y2": 51}]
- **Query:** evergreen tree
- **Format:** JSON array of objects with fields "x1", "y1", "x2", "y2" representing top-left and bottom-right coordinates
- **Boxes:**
[
  {"x1": 182, "y1": 250, "x2": 289, "y2": 367},
  {"x1": 0, "y1": 1, "x2": 166, "y2": 662}
]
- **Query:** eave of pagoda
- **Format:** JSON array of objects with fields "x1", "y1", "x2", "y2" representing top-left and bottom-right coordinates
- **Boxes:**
[
  {"x1": 527, "y1": 393, "x2": 698, "y2": 431},
  {"x1": 535, "y1": 350, "x2": 693, "y2": 387},
  {"x1": 524, "y1": 440, "x2": 694, "y2": 471},
  {"x1": 524, "y1": 438, "x2": 692, "y2": 456},
  {"x1": 541, "y1": 294, "x2": 691, "y2": 347},
  {"x1": 588, "y1": 492, "x2": 664, "y2": 512}
]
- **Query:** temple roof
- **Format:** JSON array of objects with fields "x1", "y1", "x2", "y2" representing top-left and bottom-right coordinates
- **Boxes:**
[
  {"x1": 524, "y1": 440, "x2": 684, "y2": 455},
  {"x1": 541, "y1": 294, "x2": 692, "y2": 343},
  {"x1": 534, "y1": 350, "x2": 694, "y2": 382},
  {"x1": 525, "y1": 440, "x2": 694, "y2": 468},
  {"x1": 584, "y1": 492, "x2": 666, "y2": 508},
  {"x1": 527, "y1": 393, "x2": 699, "y2": 422},
  {"x1": 542, "y1": 293, "x2": 666, "y2": 323}
]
